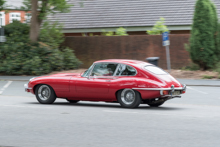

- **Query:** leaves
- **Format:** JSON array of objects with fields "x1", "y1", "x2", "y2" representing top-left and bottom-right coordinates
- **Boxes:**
[
  {"x1": 189, "y1": 0, "x2": 219, "y2": 70},
  {"x1": 0, "y1": 21, "x2": 81, "y2": 75},
  {"x1": 147, "y1": 17, "x2": 169, "y2": 35}
]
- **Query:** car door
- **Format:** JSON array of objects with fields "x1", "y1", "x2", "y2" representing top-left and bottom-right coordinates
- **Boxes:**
[{"x1": 72, "y1": 62, "x2": 118, "y2": 99}]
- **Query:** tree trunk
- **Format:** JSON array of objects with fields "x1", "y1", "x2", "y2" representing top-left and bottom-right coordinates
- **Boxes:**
[{"x1": 30, "y1": 0, "x2": 40, "y2": 43}]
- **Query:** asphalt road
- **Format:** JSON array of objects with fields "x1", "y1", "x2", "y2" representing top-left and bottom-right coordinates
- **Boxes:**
[{"x1": 0, "y1": 81, "x2": 220, "y2": 147}]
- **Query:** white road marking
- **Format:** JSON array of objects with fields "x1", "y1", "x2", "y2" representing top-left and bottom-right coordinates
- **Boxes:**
[
  {"x1": 187, "y1": 86, "x2": 208, "y2": 94},
  {"x1": 0, "y1": 81, "x2": 13, "y2": 95}
]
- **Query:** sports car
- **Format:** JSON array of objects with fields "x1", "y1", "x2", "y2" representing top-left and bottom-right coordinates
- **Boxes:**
[{"x1": 24, "y1": 59, "x2": 186, "y2": 108}]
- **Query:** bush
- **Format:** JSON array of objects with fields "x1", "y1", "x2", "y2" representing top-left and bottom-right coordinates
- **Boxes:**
[
  {"x1": 0, "y1": 21, "x2": 81, "y2": 75},
  {"x1": 189, "y1": 0, "x2": 218, "y2": 70},
  {"x1": 39, "y1": 21, "x2": 64, "y2": 49}
]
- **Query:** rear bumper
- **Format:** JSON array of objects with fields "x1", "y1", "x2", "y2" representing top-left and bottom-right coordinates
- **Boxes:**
[{"x1": 24, "y1": 84, "x2": 32, "y2": 92}]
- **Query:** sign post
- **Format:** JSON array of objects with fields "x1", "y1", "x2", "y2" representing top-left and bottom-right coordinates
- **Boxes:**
[{"x1": 162, "y1": 32, "x2": 171, "y2": 72}]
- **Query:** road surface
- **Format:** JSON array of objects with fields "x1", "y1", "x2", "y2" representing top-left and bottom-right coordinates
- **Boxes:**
[{"x1": 0, "y1": 81, "x2": 219, "y2": 147}]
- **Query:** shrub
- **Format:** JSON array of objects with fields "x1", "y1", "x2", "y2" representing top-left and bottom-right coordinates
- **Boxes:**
[
  {"x1": 189, "y1": 0, "x2": 218, "y2": 70},
  {"x1": 39, "y1": 21, "x2": 64, "y2": 49},
  {"x1": 0, "y1": 21, "x2": 81, "y2": 75}
]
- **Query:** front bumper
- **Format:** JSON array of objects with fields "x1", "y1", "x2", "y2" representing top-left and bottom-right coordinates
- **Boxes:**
[{"x1": 24, "y1": 84, "x2": 32, "y2": 92}]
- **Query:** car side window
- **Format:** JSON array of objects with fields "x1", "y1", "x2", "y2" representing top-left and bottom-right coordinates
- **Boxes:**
[
  {"x1": 91, "y1": 63, "x2": 118, "y2": 76},
  {"x1": 116, "y1": 64, "x2": 137, "y2": 76}
]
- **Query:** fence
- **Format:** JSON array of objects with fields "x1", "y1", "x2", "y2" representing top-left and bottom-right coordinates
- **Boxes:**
[{"x1": 63, "y1": 34, "x2": 191, "y2": 69}]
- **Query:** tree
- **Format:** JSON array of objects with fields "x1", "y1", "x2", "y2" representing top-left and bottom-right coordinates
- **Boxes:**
[
  {"x1": 22, "y1": 0, "x2": 72, "y2": 42},
  {"x1": 189, "y1": 0, "x2": 218, "y2": 70},
  {"x1": 147, "y1": 17, "x2": 169, "y2": 35},
  {"x1": 0, "y1": 0, "x2": 5, "y2": 11}
]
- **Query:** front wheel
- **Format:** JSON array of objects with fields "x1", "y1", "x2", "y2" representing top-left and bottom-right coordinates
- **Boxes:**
[
  {"x1": 35, "y1": 85, "x2": 56, "y2": 104},
  {"x1": 117, "y1": 89, "x2": 141, "y2": 108}
]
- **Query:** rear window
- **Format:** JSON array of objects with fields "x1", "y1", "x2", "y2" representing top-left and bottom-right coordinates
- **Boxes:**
[{"x1": 144, "y1": 66, "x2": 167, "y2": 75}]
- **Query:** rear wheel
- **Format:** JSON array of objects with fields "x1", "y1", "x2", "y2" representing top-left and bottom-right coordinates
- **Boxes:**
[
  {"x1": 35, "y1": 85, "x2": 56, "y2": 104},
  {"x1": 66, "y1": 99, "x2": 79, "y2": 103},
  {"x1": 117, "y1": 89, "x2": 141, "y2": 108}
]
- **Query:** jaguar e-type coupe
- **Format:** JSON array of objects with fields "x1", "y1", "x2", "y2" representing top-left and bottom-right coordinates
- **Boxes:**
[{"x1": 24, "y1": 59, "x2": 186, "y2": 108}]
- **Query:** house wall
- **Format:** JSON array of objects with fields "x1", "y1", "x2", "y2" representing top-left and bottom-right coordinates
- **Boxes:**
[
  {"x1": 1, "y1": 10, "x2": 30, "y2": 26},
  {"x1": 63, "y1": 34, "x2": 191, "y2": 69}
]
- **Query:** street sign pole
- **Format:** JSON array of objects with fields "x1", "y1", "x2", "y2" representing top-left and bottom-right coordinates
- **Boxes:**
[
  {"x1": 165, "y1": 45, "x2": 171, "y2": 72},
  {"x1": 162, "y1": 32, "x2": 171, "y2": 73}
]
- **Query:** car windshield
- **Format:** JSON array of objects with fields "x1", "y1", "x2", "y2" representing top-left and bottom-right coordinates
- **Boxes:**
[
  {"x1": 82, "y1": 64, "x2": 93, "y2": 77},
  {"x1": 144, "y1": 65, "x2": 168, "y2": 75}
]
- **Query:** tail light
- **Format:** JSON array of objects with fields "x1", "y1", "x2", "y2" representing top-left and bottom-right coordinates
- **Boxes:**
[{"x1": 160, "y1": 90, "x2": 169, "y2": 95}]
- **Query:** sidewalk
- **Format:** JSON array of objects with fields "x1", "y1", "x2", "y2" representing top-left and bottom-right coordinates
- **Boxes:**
[{"x1": 0, "y1": 76, "x2": 220, "y2": 87}]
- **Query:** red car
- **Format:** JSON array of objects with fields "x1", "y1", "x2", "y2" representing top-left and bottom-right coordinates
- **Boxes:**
[{"x1": 24, "y1": 59, "x2": 186, "y2": 108}]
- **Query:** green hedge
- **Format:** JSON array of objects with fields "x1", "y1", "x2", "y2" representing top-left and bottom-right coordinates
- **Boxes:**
[{"x1": 0, "y1": 21, "x2": 81, "y2": 75}]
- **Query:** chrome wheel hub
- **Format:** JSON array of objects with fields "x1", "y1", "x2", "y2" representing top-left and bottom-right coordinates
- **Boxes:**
[
  {"x1": 38, "y1": 85, "x2": 51, "y2": 101},
  {"x1": 121, "y1": 89, "x2": 135, "y2": 105}
]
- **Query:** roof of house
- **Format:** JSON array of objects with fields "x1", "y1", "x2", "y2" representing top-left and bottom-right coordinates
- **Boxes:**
[
  {"x1": 5, "y1": 0, "x2": 24, "y2": 10},
  {"x1": 47, "y1": 0, "x2": 220, "y2": 30}
]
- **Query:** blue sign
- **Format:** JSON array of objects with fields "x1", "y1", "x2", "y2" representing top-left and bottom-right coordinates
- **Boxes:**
[{"x1": 162, "y1": 32, "x2": 170, "y2": 46}]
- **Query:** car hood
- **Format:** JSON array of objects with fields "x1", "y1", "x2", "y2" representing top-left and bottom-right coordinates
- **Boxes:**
[{"x1": 49, "y1": 73, "x2": 81, "y2": 77}]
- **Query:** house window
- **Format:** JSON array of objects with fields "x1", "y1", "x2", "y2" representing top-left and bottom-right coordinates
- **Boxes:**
[
  {"x1": 24, "y1": 13, "x2": 31, "y2": 23},
  {"x1": 0, "y1": 12, "x2": 5, "y2": 26},
  {"x1": 9, "y1": 12, "x2": 21, "y2": 23}
]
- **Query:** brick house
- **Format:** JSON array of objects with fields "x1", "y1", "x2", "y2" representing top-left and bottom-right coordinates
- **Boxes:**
[
  {"x1": 0, "y1": 0, "x2": 31, "y2": 26},
  {"x1": 47, "y1": 0, "x2": 220, "y2": 36}
]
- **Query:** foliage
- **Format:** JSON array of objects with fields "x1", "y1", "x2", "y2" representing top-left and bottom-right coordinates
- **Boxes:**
[
  {"x1": 147, "y1": 17, "x2": 169, "y2": 35},
  {"x1": 202, "y1": 75, "x2": 214, "y2": 79},
  {"x1": 181, "y1": 63, "x2": 200, "y2": 71},
  {"x1": 0, "y1": 0, "x2": 5, "y2": 11},
  {"x1": 102, "y1": 27, "x2": 128, "y2": 36},
  {"x1": 214, "y1": 62, "x2": 220, "y2": 74},
  {"x1": 21, "y1": 0, "x2": 72, "y2": 42},
  {"x1": 39, "y1": 21, "x2": 64, "y2": 49},
  {"x1": 21, "y1": 0, "x2": 72, "y2": 19},
  {"x1": 217, "y1": 23, "x2": 220, "y2": 60},
  {"x1": 115, "y1": 27, "x2": 128, "y2": 36},
  {"x1": 101, "y1": 30, "x2": 114, "y2": 36},
  {"x1": 0, "y1": 21, "x2": 81, "y2": 75},
  {"x1": 189, "y1": 0, "x2": 218, "y2": 70}
]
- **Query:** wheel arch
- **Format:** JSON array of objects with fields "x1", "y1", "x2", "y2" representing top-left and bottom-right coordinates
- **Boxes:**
[
  {"x1": 115, "y1": 88, "x2": 142, "y2": 101},
  {"x1": 33, "y1": 84, "x2": 57, "y2": 97}
]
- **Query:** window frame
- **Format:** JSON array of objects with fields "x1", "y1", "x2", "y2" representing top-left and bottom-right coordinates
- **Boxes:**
[
  {"x1": 114, "y1": 63, "x2": 137, "y2": 77},
  {"x1": 0, "y1": 12, "x2": 5, "y2": 26},
  {"x1": 9, "y1": 12, "x2": 21, "y2": 23}
]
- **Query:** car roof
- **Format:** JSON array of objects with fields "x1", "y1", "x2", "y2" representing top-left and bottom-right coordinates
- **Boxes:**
[{"x1": 94, "y1": 59, "x2": 152, "y2": 66}]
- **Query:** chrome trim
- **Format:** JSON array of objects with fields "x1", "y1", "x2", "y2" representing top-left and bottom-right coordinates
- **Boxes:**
[
  {"x1": 29, "y1": 77, "x2": 36, "y2": 82},
  {"x1": 132, "y1": 87, "x2": 185, "y2": 90},
  {"x1": 24, "y1": 84, "x2": 32, "y2": 92},
  {"x1": 87, "y1": 64, "x2": 95, "y2": 79},
  {"x1": 89, "y1": 76, "x2": 117, "y2": 79},
  {"x1": 171, "y1": 85, "x2": 175, "y2": 92},
  {"x1": 113, "y1": 64, "x2": 120, "y2": 76}
]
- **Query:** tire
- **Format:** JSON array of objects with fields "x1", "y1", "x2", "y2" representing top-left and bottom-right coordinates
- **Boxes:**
[
  {"x1": 148, "y1": 101, "x2": 164, "y2": 107},
  {"x1": 66, "y1": 99, "x2": 79, "y2": 103},
  {"x1": 35, "y1": 84, "x2": 56, "y2": 104},
  {"x1": 117, "y1": 89, "x2": 141, "y2": 108}
]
